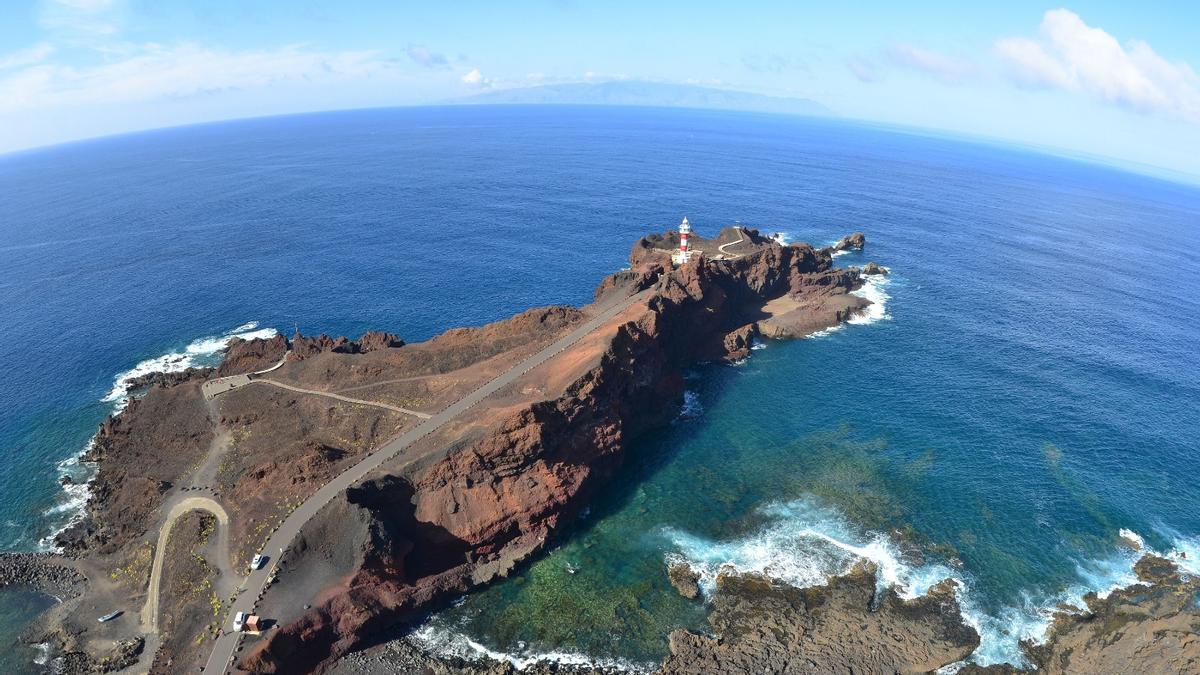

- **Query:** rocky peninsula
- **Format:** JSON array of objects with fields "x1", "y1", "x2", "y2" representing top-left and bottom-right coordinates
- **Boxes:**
[{"x1": 11, "y1": 226, "x2": 1198, "y2": 675}]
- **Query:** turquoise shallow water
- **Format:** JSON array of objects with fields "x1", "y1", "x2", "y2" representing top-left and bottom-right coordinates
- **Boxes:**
[
  {"x1": 0, "y1": 589, "x2": 54, "y2": 674},
  {"x1": 1, "y1": 106, "x2": 1198, "y2": 669}
]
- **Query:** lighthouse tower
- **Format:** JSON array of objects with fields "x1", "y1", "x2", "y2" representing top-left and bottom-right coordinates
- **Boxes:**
[{"x1": 673, "y1": 216, "x2": 692, "y2": 265}]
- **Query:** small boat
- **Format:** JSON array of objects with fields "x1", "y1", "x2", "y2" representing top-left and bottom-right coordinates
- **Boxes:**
[{"x1": 97, "y1": 610, "x2": 122, "y2": 623}]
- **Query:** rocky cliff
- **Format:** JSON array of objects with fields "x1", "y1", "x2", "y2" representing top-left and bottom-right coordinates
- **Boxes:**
[{"x1": 239, "y1": 232, "x2": 866, "y2": 673}]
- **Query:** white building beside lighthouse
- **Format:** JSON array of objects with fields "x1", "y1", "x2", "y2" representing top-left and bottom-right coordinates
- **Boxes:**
[{"x1": 672, "y1": 216, "x2": 692, "y2": 266}]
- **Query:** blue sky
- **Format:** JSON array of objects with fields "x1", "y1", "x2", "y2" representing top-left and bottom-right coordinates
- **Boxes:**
[{"x1": 2, "y1": 1, "x2": 1199, "y2": 179}]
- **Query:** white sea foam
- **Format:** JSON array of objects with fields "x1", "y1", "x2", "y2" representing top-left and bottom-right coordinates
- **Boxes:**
[
  {"x1": 848, "y1": 269, "x2": 892, "y2": 325},
  {"x1": 801, "y1": 268, "x2": 892, "y2": 339},
  {"x1": 675, "y1": 390, "x2": 703, "y2": 420},
  {"x1": 1118, "y1": 528, "x2": 1145, "y2": 550},
  {"x1": 1071, "y1": 546, "x2": 1143, "y2": 600},
  {"x1": 40, "y1": 321, "x2": 276, "y2": 551},
  {"x1": 1159, "y1": 530, "x2": 1200, "y2": 576},
  {"x1": 36, "y1": 445, "x2": 98, "y2": 551},
  {"x1": 769, "y1": 231, "x2": 791, "y2": 245},
  {"x1": 45, "y1": 454, "x2": 93, "y2": 516},
  {"x1": 803, "y1": 324, "x2": 845, "y2": 339},
  {"x1": 101, "y1": 321, "x2": 278, "y2": 411},
  {"x1": 662, "y1": 504, "x2": 1189, "y2": 669},
  {"x1": 663, "y1": 498, "x2": 953, "y2": 601},
  {"x1": 411, "y1": 625, "x2": 654, "y2": 673},
  {"x1": 33, "y1": 642, "x2": 51, "y2": 666}
]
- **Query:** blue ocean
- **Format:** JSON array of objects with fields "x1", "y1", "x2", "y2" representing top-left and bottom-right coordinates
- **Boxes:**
[{"x1": 1, "y1": 106, "x2": 1198, "y2": 670}]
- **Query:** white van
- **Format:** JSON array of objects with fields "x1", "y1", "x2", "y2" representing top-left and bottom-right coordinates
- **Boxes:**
[
  {"x1": 250, "y1": 554, "x2": 266, "y2": 571},
  {"x1": 233, "y1": 611, "x2": 248, "y2": 632}
]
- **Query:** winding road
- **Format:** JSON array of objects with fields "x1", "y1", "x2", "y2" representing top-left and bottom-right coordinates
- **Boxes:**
[
  {"x1": 716, "y1": 226, "x2": 747, "y2": 258},
  {"x1": 140, "y1": 496, "x2": 230, "y2": 634},
  {"x1": 196, "y1": 286, "x2": 652, "y2": 674}
]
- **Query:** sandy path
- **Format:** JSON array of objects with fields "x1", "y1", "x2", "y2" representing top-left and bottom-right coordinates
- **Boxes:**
[
  {"x1": 139, "y1": 496, "x2": 230, "y2": 634},
  {"x1": 249, "y1": 379, "x2": 433, "y2": 419}
]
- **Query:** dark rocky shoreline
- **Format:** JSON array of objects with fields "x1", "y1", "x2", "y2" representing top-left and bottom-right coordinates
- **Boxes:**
[
  {"x1": 332, "y1": 553, "x2": 1200, "y2": 675},
  {"x1": 0, "y1": 553, "x2": 86, "y2": 600}
]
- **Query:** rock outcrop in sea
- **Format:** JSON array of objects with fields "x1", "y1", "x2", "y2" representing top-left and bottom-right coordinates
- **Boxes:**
[{"x1": 660, "y1": 563, "x2": 979, "y2": 674}]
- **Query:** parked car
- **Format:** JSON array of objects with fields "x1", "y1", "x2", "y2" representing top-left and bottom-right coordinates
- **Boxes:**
[
  {"x1": 97, "y1": 610, "x2": 121, "y2": 623},
  {"x1": 250, "y1": 554, "x2": 267, "y2": 571},
  {"x1": 233, "y1": 611, "x2": 248, "y2": 632}
]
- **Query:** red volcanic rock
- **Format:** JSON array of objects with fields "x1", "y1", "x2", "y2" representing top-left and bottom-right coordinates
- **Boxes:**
[
  {"x1": 289, "y1": 330, "x2": 407, "y2": 360},
  {"x1": 240, "y1": 232, "x2": 868, "y2": 673},
  {"x1": 831, "y1": 231, "x2": 866, "y2": 251},
  {"x1": 291, "y1": 332, "x2": 355, "y2": 360},
  {"x1": 218, "y1": 334, "x2": 289, "y2": 376},
  {"x1": 357, "y1": 331, "x2": 404, "y2": 352},
  {"x1": 57, "y1": 382, "x2": 214, "y2": 556},
  {"x1": 722, "y1": 324, "x2": 759, "y2": 362}
]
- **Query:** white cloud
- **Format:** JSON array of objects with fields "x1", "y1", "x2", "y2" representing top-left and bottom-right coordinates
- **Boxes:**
[
  {"x1": 995, "y1": 9, "x2": 1200, "y2": 123},
  {"x1": 846, "y1": 56, "x2": 881, "y2": 84},
  {"x1": 0, "y1": 43, "x2": 398, "y2": 113},
  {"x1": 461, "y1": 68, "x2": 491, "y2": 88},
  {"x1": 53, "y1": 0, "x2": 115, "y2": 9},
  {"x1": 39, "y1": 0, "x2": 122, "y2": 37},
  {"x1": 887, "y1": 43, "x2": 977, "y2": 83},
  {"x1": 0, "y1": 43, "x2": 56, "y2": 71},
  {"x1": 405, "y1": 44, "x2": 449, "y2": 69}
]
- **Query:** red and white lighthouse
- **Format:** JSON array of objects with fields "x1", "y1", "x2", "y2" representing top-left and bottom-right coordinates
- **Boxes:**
[{"x1": 674, "y1": 216, "x2": 692, "y2": 265}]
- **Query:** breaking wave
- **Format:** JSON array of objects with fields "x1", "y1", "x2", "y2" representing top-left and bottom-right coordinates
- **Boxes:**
[
  {"x1": 804, "y1": 269, "x2": 893, "y2": 340},
  {"x1": 411, "y1": 624, "x2": 654, "y2": 673},
  {"x1": 40, "y1": 321, "x2": 275, "y2": 551},
  {"x1": 848, "y1": 269, "x2": 891, "y2": 325},
  {"x1": 35, "y1": 449, "x2": 98, "y2": 550},
  {"x1": 675, "y1": 390, "x2": 703, "y2": 421},
  {"x1": 33, "y1": 642, "x2": 51, "y2": 666},
  {"x1": 101, "y1": 321, "x2": 277, "y2": 411},
  {"x1": 661, "y1": 498, "x2": 1192, "y2": 669},
  {"x1": 663, "y1": 498, "x2": 952, "y2": 601}
]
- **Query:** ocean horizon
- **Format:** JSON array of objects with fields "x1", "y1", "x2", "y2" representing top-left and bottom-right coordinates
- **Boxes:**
[{"x1": 1, "y1": 104, "x2": 1198, "y2": 671}]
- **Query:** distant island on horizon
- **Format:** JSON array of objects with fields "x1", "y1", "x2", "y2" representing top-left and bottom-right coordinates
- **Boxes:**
[{"x1": 442, "y1": 80, "x2": 831, "y2": 118}]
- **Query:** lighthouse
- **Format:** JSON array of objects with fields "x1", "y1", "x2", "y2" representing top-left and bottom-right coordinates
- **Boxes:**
[{"x1": 673, "y1": 216, "x2": 692, "y2": 265}]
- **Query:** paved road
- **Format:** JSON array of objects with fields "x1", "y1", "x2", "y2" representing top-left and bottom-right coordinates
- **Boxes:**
[
  {"x1": 201, "y1": 287, "x2": 650, "y2": 674},
  {"x1": 716, "y1": 226, "x2": 746, "y2": 258},
  {"x1": 141, "y1": 496, "x2": 230, "y2": 634}
]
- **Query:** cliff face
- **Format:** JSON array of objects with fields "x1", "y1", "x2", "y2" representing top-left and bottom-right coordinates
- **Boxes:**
[
  {"x1": 218, "y1": 334, "x2": 290, "y2": 376},
  {"x1": 241, "y1": 235, "x2": 866, "y2": 673}
]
